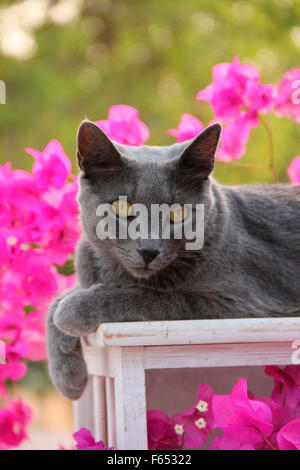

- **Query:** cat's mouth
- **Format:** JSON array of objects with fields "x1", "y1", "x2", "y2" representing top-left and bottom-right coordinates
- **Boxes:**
[
  {"x1": 126, "y1": 256, "x2": 177, "y2": 279},
  {"x1": 127, "y1": 265, "x2": 158, "y2": 279}
]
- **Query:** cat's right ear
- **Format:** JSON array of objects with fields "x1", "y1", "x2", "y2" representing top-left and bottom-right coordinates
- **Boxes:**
[
  {"x1": 177, "y1": 123, "x2": 221, "y2": 181},
  {"x1": 77, "y1": 120, "x2": 122, "y2": 176}
]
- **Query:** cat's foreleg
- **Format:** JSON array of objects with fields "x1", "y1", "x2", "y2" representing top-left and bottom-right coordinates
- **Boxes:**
[
  {"x1": 53, "y1": 284, "x2": 201, "y2": 337},
  {"x1": 46, "y1": 288, "x2": 88, "y2": 400}
]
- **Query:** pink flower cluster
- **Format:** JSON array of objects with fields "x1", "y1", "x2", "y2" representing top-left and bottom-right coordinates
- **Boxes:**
[
  {"x1": 0, "y1": 140, "x2": 80, "y2": 448},
  {"x1": 73, "y1": 427, "x2": 113, "y2": 450},
  {"x1": 147, "y1": 384, "x2": 215, "y2": 450},
  {"x1": 0, "y1": 400, "x2": 32, "y2": 450},
  {"x1": 73, "y1": 366, "x2": 300, "y2": 451},
  {"x1": 95, "y1": 105, "x2": 149, "y2": 146},
  {"x1": 147, "y1": 366, "x2": 300, "y2": 451},
  {"x1": 169, "y1": 57, "x2": 300, "y2": 181}
]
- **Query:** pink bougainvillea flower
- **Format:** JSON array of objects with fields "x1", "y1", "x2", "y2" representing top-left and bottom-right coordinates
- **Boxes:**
[
  {"x1": 38, "y1": 182, "x2": 80, "y2": 266},
  {"x1": 167, "y1": 114, "x2": 250, "y2": 162},
  {"x1": 0, "y1": 167, "x2": 41, "y2": 241},
  {"x1": 0, "y1": 322, "x2": 28, "y2": 395},
  {"x1": 0, "y1": 307, "x2": 47, "y2": 365},
  {"x1": 215, "y1": 116, "x2": 252, "y2": 162},
  {"x1": 43, "y1": 217, "x2": 79, "y2": 266},
  {"x1": 147, "y1": 410, "x2": 180, "y2": 450},
  {"x1": 168, "y1": 114, "x2": 204, "y2": 142},
  {"x1": 212, "y1": 378, "x2": 273, "y2": 445},
  {"x1": 0, "y1": 156, "x2": 79, "y2": 263},
  {"x1": 258, "y1": 397, "x2": 295, "y2": 431},
  {"x1": 265, "y1": 365, "x2": 300, "y2": 410},
  {"x1": 0, "y1": 360, "x2": 27, "y2": 395},
  {"x1": 287, "y1": 156, "x2": 300, "y2": 184},
  {"x1": 73, "y1": 427, "x2": 113, "y2": 450},
  {"x1": 0, "y1": 144, "x2": 79, "y2": 442},
  {"x1": 0, "y1": 309, "x2": 24, "y2": 343},
  {"x1": 277, "y1": 417, "x2": 300, "y2": 450},
  {"x1": 274, "y1": 68, "x2": 300, "y2": 122},
  {"x1": 196, "y1": 56, "x2": 273, "y2": 126},
  {"x1": 171, "y1": 384, "x2": 215, "y2": 448},
  {"x1": 254, "y1": 396, "x2": 295, "y2": 450},
  {"x1": 244, "y1": 82, "x2": 274, "y2": 125},
  {"x1": 209, "y1": 434, "x2": 255, "y2": 450},
  {"x1": 13, "y1": 251, "x2": 58, "y2": 308},
  {"x1": 6, "y1": 339, "x2": 27, "y2": 360},
  {"x1": 20, "y1": 309, "x2": 48, "y2": 361},
  {"x1": 0, "y1": 400, "x2": 32, "y2": 448},
  {"x1": 0, "y1": 232, "x2": 11, "y2": 266},
  {"x1": 95, "y1": 105, "x2": 149, "y2": 146},
  {"x1": 26, "y1": 140, "x2": 71, "y2": 191}
]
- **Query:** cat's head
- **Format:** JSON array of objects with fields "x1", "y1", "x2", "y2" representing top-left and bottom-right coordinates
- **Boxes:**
[{"x1": 77, "y1": 120, "x2": 221, "y2": 279}]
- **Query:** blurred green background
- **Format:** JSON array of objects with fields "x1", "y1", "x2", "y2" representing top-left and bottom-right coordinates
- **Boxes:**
[{"x1": 1, "y1": 0, "x2": 300, "y2": 185}]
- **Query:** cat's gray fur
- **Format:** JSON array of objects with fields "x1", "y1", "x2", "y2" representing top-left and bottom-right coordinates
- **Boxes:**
[{"x1": 46, "y1": 120, "x2": 300, "y2": 400}]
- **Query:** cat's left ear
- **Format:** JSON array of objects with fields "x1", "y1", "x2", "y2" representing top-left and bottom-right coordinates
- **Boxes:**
[{"x1": 177, "y1": 123, "x2": 221, "y2": 182}]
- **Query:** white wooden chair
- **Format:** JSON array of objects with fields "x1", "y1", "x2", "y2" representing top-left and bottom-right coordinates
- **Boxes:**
[{"x1": 73, "y1": 317, "x2": 300, "y2": 450}]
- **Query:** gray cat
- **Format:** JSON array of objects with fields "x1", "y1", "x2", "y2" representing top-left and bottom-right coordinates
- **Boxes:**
[{"x1": 46, "y1": 120, "x2": 300, "y2": 400}]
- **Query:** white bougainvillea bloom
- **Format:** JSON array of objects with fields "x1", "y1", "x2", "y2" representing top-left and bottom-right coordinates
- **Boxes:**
[
  {"x1": 174, "y1": 424, "x2": 184, "y2": 435},
  {"x1": 195, "y1": 417, "x2": 207, "y2": 430},
  {"x1": 7, "y1": 236, "x2": 18, "y2": 245},
  {"x1": 196, "y1": 400, "x2": 208, "y2": 413},
  {"x1": 20, "y1": 243, "x2": 30, "y2": 251}
]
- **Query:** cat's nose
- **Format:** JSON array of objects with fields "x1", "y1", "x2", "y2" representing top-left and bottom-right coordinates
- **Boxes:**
[{"x1": 137, "y1": 248, "x2": 160, "y2": 264}]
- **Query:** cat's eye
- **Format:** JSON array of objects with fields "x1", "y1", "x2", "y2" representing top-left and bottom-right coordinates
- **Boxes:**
[
  {"x1": 112, "y1": 199, "x2": 132, "y2": 218},
  {"x1": 170, "y1": 205, "x2": 187, "y2": 223}
]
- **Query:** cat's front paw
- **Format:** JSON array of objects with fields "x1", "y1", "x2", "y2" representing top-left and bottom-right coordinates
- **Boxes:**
[
  {"x1": 49, "y1": 343, "x2": 88, "y2": 401},
  {"x1": 54, "y1": 288, "x2": 102, "y2": 337}
]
